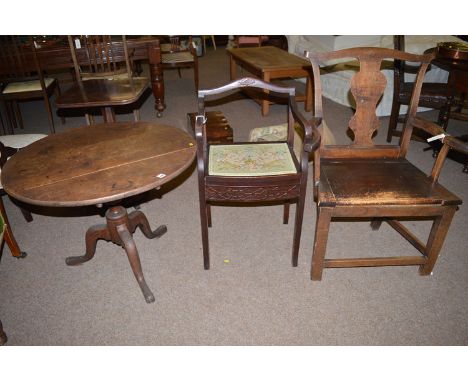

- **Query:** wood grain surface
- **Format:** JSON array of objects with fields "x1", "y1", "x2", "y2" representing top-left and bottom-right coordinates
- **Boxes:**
[{"x1": 1, "y1": 122, "x2": 196, "y2": 206}]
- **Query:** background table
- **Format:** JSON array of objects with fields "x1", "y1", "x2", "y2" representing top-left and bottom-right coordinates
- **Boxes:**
[
  {"x1": 226, "y1": 46, "x2": 313, "y2": 116},
  {"x1": 55, "y1": 77, "x2": 150, "y2": 122},
  {"x1": 0, "y1": 36, "x2": 167, "y2": 117},
  {"x1": 1, "y1": 122, "x2": 196, "y2": 303}
]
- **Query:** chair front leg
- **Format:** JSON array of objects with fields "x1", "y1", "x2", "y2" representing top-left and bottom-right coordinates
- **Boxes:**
[
  {"x1": 199, "y1": 197, "x2": 210, "y2": 270},
  {"x1": 419, "y1": 206, "x2": 457, "y2": 275},
  {"x1": 283, "y1": 202, "x2": 290, "y2": 225},
  {"x1": 311, "y1": 206, "x2": 333, "y2": 280}
]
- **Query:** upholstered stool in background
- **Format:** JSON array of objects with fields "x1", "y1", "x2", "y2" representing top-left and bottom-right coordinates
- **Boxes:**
[{"x1": 249, "y1": 120, "x2": 335, "y2": 160}]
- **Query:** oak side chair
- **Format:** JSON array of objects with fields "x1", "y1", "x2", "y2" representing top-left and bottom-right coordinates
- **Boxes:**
[
  {"x1": 58, "y1": 35, "x2": 148, "y2": 124},
  {"x1": 387, "y1": 35, "x2": 450, "y2": 142},
  {"x1": 195, "y1": 77, "x2": 320, "y2": 270},
  {"x1": 0, "y1": 35, "x2": 62, "y2": 134},
  {"x1": 234, "y1": 36, "x2": 266, "y2": 48},
  {"x1": 304, "y1": 47, "x2": 467, "y2": 281}
]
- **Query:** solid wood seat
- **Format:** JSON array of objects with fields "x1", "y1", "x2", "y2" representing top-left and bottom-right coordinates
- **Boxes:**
[
  {"x1": 305, "y1": 47, "x2": 467, "y2": 281},
  {"x1": 319, "y1": 159, "x2": 461, "y2": 206}
]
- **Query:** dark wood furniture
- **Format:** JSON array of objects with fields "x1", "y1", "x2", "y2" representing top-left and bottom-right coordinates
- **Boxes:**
[
  {"x1": 0, "y1": 36, "x2": 63, "y2": 134},
  {"x1": 0, "y1": 205, "x2": 7, "y2": 344},
  {"x1": 434, "y1": 42, "x2": 468, "y2": 124},
  {"x1": 305, "y1": 47, "x2": 467, "y2": 280},
  {"x1": 234, "y1": 36, "x2": 266, "y2": 48},
  {"x1": 187, "y1": 111, "x2": 233, "y2": 144},
  {"x1": 0, "y1": 319, "x2": 6, "y2": 345},
  {"x1": 226, "y1": 46, "x2": 313, "y2": 116},
  {"x1": 431, "y1": 42, "x2": 468, "y2": 173},
  {"x1": 3, "y1": 36, "x2": 168, "y2": 118},
  {"x1": 1, "y1": 122, "x2": 196, "y2": 303},
  {"x1": 387, "y1": 35, "x2": 450, "y2": 142},
  {"x1": 0, "y1": 135, "x2": 48, "y2": 258},
  {"x1": 56, "y1": 36, "x2": 149, "y2": 124},
  {"x1": 195, "y1": 77, "x2": 320, "y2": 270},
  {"x1": 0, "y1": 195, "x2": 27, "y2": 259},
  {"x1": 161, "y1": 36, "x2": 199, "y2": 91}
]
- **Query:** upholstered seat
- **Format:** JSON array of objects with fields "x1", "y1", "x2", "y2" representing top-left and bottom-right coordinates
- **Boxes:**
[
  {"x1": 160, "y1": 37, "x2": 198, "y2": 91},
  {"x1": 81, "y1": 72, "x2": 131, "y2": 81},
  {"x1": 2, "y1": 78, "x2": 55, "y2": 94},
  {"x1": 0, "y1": 133, "x2": 45, "y2": 259},
  {"x1": 249, "y1": 121, "x2": 335, "y2": 160},
  {"x1": 1, "y1": 35, "x2": 62, "y2": 134},
  {"x1": 208, "y1": 143, "x2": 297, "y2": 176},
  {"x1": 0, "y1": 134, "x2": 46, "y2": 149},
  {"x1": 161, "y1": 51, "x2": 194, "y2": 64}
]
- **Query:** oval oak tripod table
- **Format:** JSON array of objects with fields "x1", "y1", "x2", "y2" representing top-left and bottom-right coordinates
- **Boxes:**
[{"x1": 1, "y1": 122, "x2": 196, "y2": 303}]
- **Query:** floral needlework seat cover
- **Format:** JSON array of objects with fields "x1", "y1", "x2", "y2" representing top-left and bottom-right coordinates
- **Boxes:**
[{"x1": 208, "y1": 143, "x2": 297, "y2": 176}]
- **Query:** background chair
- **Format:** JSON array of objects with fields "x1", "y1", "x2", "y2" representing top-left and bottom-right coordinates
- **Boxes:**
[
  {"x1": 59, "y1": 35, "x2": 148, "y2": 124},
  {"x1": 0, "y1": 133, "x2": 46, "y2": 258},
  {"x1": 161, "y1": 36, "x2": 199, "y2": 91},
  {"x1": 305, "y1": 47, "x2": 467, "y2": 281},
  {"x1": 0, "y1": 211, "x2": 7, "y2": 345},
  {"x1": 0, "y1": 35, "x2": 62, "y2": 134},
  {"x1": 387, "y1": 35, "x2": 450, "y2": 142},
  {"x1": 234, "y1": 36, "x2": 265, "y2": 48},
  {"x1": 202, "y1": 36, "x2": 216, "y2": 54},
  {"x1": 195, "y1": 77, "x2": 320, "y2": 270}
]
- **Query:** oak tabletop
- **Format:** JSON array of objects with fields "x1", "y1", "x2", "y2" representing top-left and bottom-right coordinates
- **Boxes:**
[
  {"x1": 1, "y1": 122, "x2": 196, "y2": 207},
  {"x1": 226, "y1": 46, "x2": 311, "y2": 71}
]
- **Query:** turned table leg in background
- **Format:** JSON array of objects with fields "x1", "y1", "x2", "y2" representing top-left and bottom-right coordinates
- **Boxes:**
[
  {"x1": 229, "y1": 55, "x2": 237, "y2": 81},
  {"x1": 66, "y1": 205, "x2": 167, "y2": 304},
  {"x1": 148, "y1": 42, "x2": 166, "y2": 118}
]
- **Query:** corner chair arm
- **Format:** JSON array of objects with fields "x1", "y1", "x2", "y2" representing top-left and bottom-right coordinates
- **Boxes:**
[
  {"x1": 290, "y1": 101, "x2": 321, "y2": 153},
  {"x1": 306, "y1": 116, "x2": 322, "y2": 153},
  {"x1": 194, "y1": 115, "x2": 207, "y2": 172}
]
